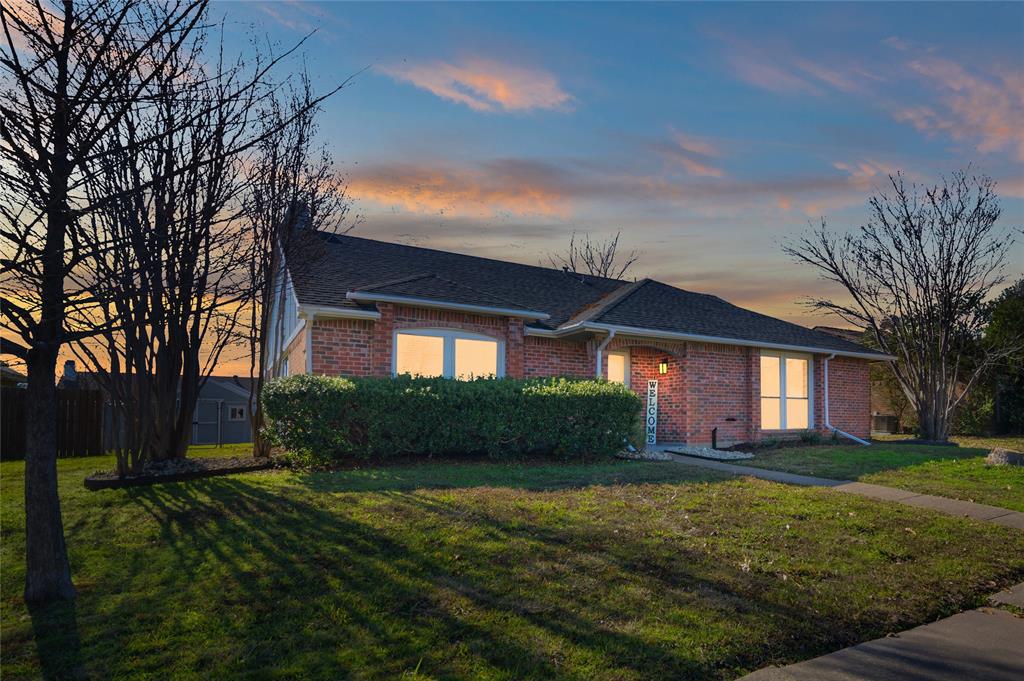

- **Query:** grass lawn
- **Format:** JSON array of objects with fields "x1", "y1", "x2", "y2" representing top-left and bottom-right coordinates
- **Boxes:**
[
  {"x1": 2, "y1": 451, "x2": 1023, "y2": 680},
  {"x1": 744, "y1": 436, "x2": 1024, "y2": 512}
]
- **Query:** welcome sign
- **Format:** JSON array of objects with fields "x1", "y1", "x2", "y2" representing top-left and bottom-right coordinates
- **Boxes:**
[{"x1": 645, "y1": 380, "x2": 658, "y2": 445}]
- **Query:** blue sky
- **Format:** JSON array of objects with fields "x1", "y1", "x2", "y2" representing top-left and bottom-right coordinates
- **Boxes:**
[{"x1": 218, "y1": 1, "x2": 1023, "y2": 325}]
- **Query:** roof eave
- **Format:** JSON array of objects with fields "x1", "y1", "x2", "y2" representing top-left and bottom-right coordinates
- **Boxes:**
[
  {"x1": 345, "y1": 292, "x2": 550, "y2": 321},
  {"x1": 525, "y1": 321, "x2": 894, "y2": 360},
  {"x1": 298, "y1": 304, "x2": 382, "y2": 321}
]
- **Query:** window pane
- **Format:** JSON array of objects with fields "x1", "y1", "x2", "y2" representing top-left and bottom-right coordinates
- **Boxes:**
[
  {"x1": 454, "y1": 338, "x2": 498, "y2": 379},
  {"x1": 786, "y1": 397, "x2": 809, "y2": 429},
  {"x1": 760, "y1": 355, "x2": 780, "y2": 397},
  {"x1": 607, "y1": 353, "x2": 626, "y2": 384},
  {"x1": 786, "y1": 358, "x2": 808, "y2": 398},
  {"x1": 396, "y1": 333, "x2": 444, "y2": 377},
  {"x1": 761, "y1": 397, "x2": 781, "y2": 429}
]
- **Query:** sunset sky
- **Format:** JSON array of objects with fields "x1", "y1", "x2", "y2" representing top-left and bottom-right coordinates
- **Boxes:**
[{"x1": 222, "y1": 1, "x2": 1021, "y2": 371}]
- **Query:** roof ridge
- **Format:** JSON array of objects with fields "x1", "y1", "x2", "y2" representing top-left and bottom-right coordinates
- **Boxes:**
[
  {"x1": 355, "y1": 271, "x2": 537, "y2": 312},
  {"x1": 354, "y1": 273, "x2": 434, "y2": 292},
  {"x1": 562, "y1": 278, "x2": 650, "y2": 327},
  {"x1": 588, "y1": 278, "x2": 653, "y2": 323}
]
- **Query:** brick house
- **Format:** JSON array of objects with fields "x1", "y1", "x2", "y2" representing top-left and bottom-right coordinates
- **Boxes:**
[{"x1": 265, "y1": 231, "x2": 890, "y2": 447}]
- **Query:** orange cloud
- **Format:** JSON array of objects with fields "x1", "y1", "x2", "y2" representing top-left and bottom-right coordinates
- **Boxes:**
[
  {"x1": 348, "y1": 161, "x2": 570, "y2": 217},
  {"x1": 896, "y1": 57, "x2": 1024, "y2": 160},
  {"x1": 832, "y1": 159, "x2": 898, "y2": 184},
  {"x1": 378, "y1": 58, "x2": 572, "y2": 112},
  {"x1": 727, "y1": 53, "x2": 819, "y2": 94},
  {"x1": 659, "y1": 131, "x2": 724, "y2": 177}
]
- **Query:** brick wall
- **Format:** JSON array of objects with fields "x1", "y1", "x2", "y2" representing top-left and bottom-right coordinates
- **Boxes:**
[
  {"x1": 683, "y1": 343, "x2": 754, "y2": 446},
  {"x1": 310, "y1": 318, "x2": 374, "y2": 376},
  {"x1": 523, "y1": 336, "x2": 592, "y2": 378},
  {"x1": 824, "y1": 355, "x2": 871, "y2": 439},
  {"x1": 302, "y1": 305, "x2": 872, "y2": 445},
  {"x1": 627, "y1": 346, "x2": 686, "y2": 442}
]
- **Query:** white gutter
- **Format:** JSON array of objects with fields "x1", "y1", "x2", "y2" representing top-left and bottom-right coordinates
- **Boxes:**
[
  {"x1": 823, "y1": 352, "x2": 871, "y2": 446},
  {"x1": 345, "y1": 292, "x2": 550, "y2": 321},
  {"x1": 594, "y1": 329, "x2": 616, "y2": 379},
  {"x1": 298, "y1": 304, "x2": 381, "y2": 321},
  {"x1": 525, "y1": 321, "x2": 894, "y2": 362}
]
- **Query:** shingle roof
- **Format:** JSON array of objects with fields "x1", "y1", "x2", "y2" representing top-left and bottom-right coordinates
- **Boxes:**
[
  {"x1": 286, "y1": 231, "x2": 623, "y2": 327},
  {"x1": 589, "y1": 280, "x2": 881, "y2": 355},
  {"x1": 286, "y1": 231, "x2": 887, "y2": 358},
  {"x1": 352, "y1": 273, "x2": 542, "y2": 314}
]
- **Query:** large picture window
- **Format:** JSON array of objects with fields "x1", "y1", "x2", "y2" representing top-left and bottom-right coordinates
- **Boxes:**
[
  {"x1": 394, "y1": 329, "x2": 502, "y2": 379},
  {"x1": 760, "y1": 351, "x2": 811, "y2": 430}
]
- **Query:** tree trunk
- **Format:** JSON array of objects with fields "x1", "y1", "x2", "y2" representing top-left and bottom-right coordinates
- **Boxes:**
[
  {"x1": 252, "y1": 400, "x2": 271, "y2": 458},
  {"x1": 917, "y1": 400, "x2": 949, "y2": 441},
  {"x1": 23, "y1": 348, "x2": 76, "y2": 605}
]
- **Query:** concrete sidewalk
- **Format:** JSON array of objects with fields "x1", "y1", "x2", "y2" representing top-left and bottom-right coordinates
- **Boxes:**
[
  {"x1": 667, "y1": 454, "x2": 1024, "y2": 529},
  {"x1": 741, "y1": 606, "x2": 1024, "y2": 681}
]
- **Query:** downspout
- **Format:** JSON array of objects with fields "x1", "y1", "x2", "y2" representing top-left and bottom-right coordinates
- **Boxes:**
[
  {"x1": 595, "y1": 329, "x2": 616, "y2": 379},
  {"x1": 304, "y1": 317, "x2": 313, "y2": 374},
  {"x1": 823, "y1": 353, "x2": 871, "y2": 446}
]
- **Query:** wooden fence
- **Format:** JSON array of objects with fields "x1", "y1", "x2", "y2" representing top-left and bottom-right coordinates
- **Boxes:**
[{"x1": 1, "y1": 387, "x2": 105, "y2": 460}]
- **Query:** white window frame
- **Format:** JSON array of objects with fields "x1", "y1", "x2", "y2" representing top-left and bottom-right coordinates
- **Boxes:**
[
  {"x1": 760, "y1": 350, "x2": 814, "y2": 431},
  {"x1": 605, "y1": 350, "x2": 631, "y2": 387},
  {"x1": 227, "y1": 405, "x2": 247, "y2": 422},
  {"x1": 392, "y1": 328, "x2": 505, "y2": 379}
]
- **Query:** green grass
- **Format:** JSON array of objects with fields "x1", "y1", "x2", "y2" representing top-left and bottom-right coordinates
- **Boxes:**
[
  {"x1": 3, "y1": 451, "x2": 1023, "y2": 680},
  {"x1": 745, "y1": 437, "x2": 1024, "y2": 512}
]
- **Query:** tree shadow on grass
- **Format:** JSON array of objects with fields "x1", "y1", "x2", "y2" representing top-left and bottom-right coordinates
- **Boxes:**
[
  {"x1": 293, "y1": 459, "x2": 727, "y2": 494},
  {"x1": 29, "y1": 600, "x2": 83, "y2": 681},
  {"x1": 14, "y1": 461, "x2": 1015, "y2": 680},
  {"x1": 96, "y1": 475, "x2": 914, "y2": 679}
]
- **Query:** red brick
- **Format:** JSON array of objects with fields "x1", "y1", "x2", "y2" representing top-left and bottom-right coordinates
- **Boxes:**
[{"x1": 305, "y1": 306, "x2": 872, "y2": 445}]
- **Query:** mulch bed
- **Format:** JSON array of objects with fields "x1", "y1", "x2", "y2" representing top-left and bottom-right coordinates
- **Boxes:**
[{"x1": 85, "y1": 456, "x2": 275, "y2": 490}]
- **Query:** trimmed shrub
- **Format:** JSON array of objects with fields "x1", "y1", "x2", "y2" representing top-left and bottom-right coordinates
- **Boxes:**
[{"x1": 262, "y1": 374, "x2": 643, "y2": 465}]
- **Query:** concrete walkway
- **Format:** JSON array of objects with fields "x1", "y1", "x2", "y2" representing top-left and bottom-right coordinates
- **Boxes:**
[
  {"x1": 741, "y1": 604, "x2": 1024, "y2": 681},
  {"x1": 667, "y1": 454, "x2": 1024, "y2": 529}
]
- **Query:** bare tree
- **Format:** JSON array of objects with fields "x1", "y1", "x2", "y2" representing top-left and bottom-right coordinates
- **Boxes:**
[
  {"x1": 785, "y1": 170, "x2": 1019, "y2": 441},
  {"x1": 0, "y1": 0, "x2": 209, "y2": 605},
  {"x1": 0, "y1": 0, "x2": 341, "y2": 604},
  {"x1": 241, "y1": 73, "x2": 354, "y2": 458},
  {"x1": 71, "y1": 29, "x2": 348, "y2": 472},
  {"x1": 548, "y1": 230, "x2": 638, "y2": 279},
  {"x1": 73, "y1": 31, "x2": 256, "y2": 471}
]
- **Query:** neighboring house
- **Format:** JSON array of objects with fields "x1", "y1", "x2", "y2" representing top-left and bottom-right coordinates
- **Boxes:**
[
  {"x1": 58, "y1": 362, "x2": 254, "y2": 446},
  {"x1": 266, "y1": 231, "x2": 891, "y2": 447}
]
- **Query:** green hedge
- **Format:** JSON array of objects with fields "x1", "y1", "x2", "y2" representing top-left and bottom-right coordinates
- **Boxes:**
[{"x1": 262, "y1": 374, "x2": 643, "y2": 464}]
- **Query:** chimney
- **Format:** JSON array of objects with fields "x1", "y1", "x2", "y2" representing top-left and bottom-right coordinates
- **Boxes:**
[{"x1": 63, "y1": 360, "x2": 77, "y2": 382}]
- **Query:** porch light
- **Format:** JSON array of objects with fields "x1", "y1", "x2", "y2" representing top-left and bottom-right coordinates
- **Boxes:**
[{"x1": 658, "y1": 359, "x2": 669, "y2": 374}]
